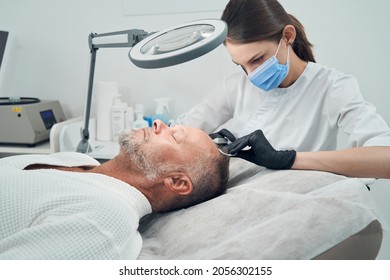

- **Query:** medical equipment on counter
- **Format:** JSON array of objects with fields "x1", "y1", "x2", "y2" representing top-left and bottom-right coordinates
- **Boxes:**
[
  {"x1": 59, "y1": 117, "x2": 119, "y2": 160},
  {"x1": 77, "y1": 19, "x2": 227, "y2": 153},
  {"x1": 0, "y1": 98, "x2": 65, "y2": 145}
]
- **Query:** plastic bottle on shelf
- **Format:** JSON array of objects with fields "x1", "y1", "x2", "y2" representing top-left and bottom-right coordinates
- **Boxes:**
[
  {"x1": 144, "y1": 115, "x2": 153, "y2": 127},
  {"x1": 111, "y1": 97, "x2": 125, "y2": 142},
  {"x1": 132, "y1": 103, "x2": 149, "y2": 129},
  {"x1": 124, "y1": 106, "x2": 134, "y2": 129},
  {"x1": 151, "y1": 97, "x2": 170, "y2": 125},
  {"x1": 95, "y1": 81, "x2": 119, "y2": 141}
]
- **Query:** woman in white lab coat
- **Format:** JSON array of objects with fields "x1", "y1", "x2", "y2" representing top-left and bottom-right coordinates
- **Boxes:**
[{"x1": 177, "y1": 0, "x2": 390, "y2": 179}]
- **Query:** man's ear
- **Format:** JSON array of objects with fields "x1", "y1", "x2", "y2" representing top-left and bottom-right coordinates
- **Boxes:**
[{"x1": 163, "y1": 174, "x2": 193, "y2": 195}]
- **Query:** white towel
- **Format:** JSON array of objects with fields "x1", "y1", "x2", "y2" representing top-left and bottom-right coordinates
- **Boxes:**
[{"x1": 138, "y1": 158, "x2": 379, "y2": 259}]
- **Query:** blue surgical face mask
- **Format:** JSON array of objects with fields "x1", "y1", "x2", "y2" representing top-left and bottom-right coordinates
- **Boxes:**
[{"x1": 248, "y1": 40, "x2": 290, "y2": 91}]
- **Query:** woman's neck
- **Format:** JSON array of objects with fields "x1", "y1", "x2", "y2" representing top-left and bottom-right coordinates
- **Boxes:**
[{"x1": 280, "y1": 51, "x2": 308, "y2": 88}]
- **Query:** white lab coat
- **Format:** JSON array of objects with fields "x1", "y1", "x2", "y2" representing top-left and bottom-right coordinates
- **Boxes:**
[{"x1": 177, "y1": 62, "x2": 390, "y2": 152}]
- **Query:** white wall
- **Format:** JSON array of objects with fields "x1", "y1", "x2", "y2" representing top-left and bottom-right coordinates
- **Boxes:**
[
  {"x1": 0, "y1": 0, "x2": 235, "y2": 119},
  {"x1": 1, "y1": 0, "x2": 389, "y2": 258}
]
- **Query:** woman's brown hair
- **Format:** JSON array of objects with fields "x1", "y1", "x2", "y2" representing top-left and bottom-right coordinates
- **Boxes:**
[{"x1": 221, "y1": 0, "x2": 316, "y2": 62}]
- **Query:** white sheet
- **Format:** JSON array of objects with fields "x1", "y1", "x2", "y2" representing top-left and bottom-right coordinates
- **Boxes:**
[{"x1": 138, "y1": 159, "x2": 379, "y2": 259}]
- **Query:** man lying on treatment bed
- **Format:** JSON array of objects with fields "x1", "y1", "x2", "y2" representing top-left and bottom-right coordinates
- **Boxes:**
[{"x1": 0, "y1": 120, "x2": 229, "y2": 260}]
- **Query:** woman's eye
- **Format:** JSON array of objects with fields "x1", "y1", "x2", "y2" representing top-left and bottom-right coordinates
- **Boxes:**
[{"x1": 252, "y1": 56, "x2": 262, "y2": 64}]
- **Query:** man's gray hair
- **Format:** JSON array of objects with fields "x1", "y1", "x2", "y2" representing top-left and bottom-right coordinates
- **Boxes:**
[{"x1": 164, "y1": 152, "x2": 230, "y2": 211}]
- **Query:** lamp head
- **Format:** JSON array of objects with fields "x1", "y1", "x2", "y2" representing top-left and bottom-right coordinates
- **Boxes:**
[{"x1": 129, "y1": 19, "x2": 227, "y2": 68}]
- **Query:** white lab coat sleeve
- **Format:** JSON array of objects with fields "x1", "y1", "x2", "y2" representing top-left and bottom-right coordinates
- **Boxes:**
[
  {"x1": 176, "y1": 76, "x2": 235, "y2": 133},
  {"x1": 326, "y1": 74, "x2": 390, "y2": 147}
]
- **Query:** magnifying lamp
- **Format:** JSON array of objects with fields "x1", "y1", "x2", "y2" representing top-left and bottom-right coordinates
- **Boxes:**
[{"x1": 76, "y1": 19, "x2": 227, "y2": 154}]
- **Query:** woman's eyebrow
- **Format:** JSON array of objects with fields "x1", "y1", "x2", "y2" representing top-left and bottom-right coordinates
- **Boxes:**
[
  {"x1": 248, "y1": 50, "x2": 263, "y2": 63},
  {"x1": 232, "y1": 50, "x2": 263, "y2": 65}
]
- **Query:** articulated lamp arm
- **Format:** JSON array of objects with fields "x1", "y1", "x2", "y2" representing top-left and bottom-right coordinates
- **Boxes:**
[{"x1": 76, "y1": 29, "x2": 149, "y2": 153}]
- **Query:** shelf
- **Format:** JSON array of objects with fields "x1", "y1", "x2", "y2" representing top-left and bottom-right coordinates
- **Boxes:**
[{"x1": 0, "y1": 140, "x2": 51, "y2": 155}]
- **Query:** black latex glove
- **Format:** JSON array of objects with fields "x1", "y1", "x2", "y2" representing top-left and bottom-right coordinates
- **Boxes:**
[
  {"x1": 224, "y1": 130, "x2": 296, "y2": 169},
  {"x1": 209, "y1": 128, "x2": 236, "y2": 145}
]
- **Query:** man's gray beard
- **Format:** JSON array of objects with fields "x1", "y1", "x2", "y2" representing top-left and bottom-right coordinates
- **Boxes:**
[{"x1": 118, "y1": 129, "x2": 160, "y2": 180}]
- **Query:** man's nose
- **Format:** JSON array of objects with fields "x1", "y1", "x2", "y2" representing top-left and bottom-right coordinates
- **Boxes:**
[{"x1": 152, "y1": 119, "x2": 168, "y2": 134}]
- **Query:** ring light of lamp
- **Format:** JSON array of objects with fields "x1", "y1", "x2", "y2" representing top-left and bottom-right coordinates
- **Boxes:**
[{"x1": 129, "y1": 19, "x2": 227, "y2": 69}]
